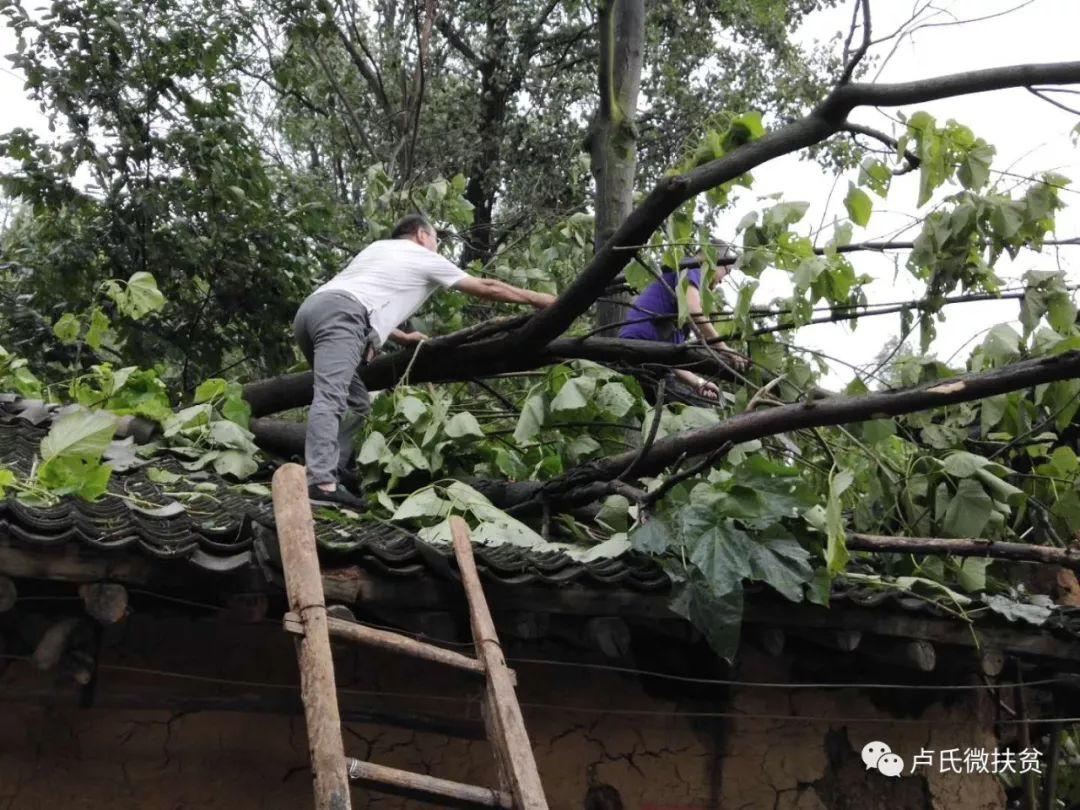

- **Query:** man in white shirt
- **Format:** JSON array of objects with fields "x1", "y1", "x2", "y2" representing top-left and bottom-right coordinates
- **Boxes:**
[{"x1": 293, "y1": 213, "x2": 556, "y2": 507}]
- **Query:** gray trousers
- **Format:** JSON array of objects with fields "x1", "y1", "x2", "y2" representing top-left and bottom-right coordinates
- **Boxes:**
[{"x1": 293, "y1": 291, "x2": 374, "y2": 486}]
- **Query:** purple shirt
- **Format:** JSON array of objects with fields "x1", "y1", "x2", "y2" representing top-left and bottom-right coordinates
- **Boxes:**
[{"x1": 618, "y1": 268, "x2": 702, "y2": 343}]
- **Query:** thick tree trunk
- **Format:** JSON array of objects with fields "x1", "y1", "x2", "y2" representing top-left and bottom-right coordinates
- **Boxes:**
[{"x1": 590, "y1": 0, "x2": 644, "y2": 333}]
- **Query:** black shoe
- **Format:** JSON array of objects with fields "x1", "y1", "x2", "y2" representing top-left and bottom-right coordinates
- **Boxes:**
[
  {"x1": 337, "y1": 466, "x2": 365, "y2": 496},
  {"x1": 308, "y1": 484, "x2": 366, "y2": 510}
]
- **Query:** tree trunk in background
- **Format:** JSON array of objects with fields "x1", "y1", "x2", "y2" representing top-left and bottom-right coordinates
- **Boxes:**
[{"x1": 590, "y1": 0, "x2": 644, "y2": 333}]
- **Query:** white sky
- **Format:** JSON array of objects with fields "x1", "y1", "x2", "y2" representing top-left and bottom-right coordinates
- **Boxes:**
[{"x1": 1, "y1": 0, "x2": 1078, "y2": 386}]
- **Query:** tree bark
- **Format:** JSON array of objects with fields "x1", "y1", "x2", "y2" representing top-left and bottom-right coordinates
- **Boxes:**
[
  {"x1": 590, "y1": 0, "x2": 645, "y2": 333},
  {"x1": 847, "y1": 533, "x2": 1080, "y2": 571}
]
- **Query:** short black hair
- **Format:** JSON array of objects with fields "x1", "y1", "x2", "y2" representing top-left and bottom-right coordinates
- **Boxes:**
[{"x1": 390, "y1": 214, "x2": 434, "y2": 240}]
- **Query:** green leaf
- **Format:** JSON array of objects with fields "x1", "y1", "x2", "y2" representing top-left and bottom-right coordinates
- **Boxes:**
[
  {"x1": 861, "y1": 419, "x2": 895, "y2": 444},
  {"x1": 212, "y1": 450, "x2": 259, "y2": 479},
  {"x1": 942, "y1": 479, "x2": 993, "y2": 537},
  {"x1": 567, "y1": 435, "x2": 601, "y2": 462},
  {"x1": 358, "y1": 431, "x2": 389, "y2": 465},
  {"x1": 628, "y1": 514, "x2": 675, "y2": 555},
  {"x1": 122, "y1": 272, "x2": 166, "y2": 319},
  {"x1": 843, "y1": 183, "x2": 872, "y2": 227},
  {"x1": 1048, "y1": 294, "x2": 1077, "y2": 334},
  {"x1": 940, "y1": 451, "x2": 991, "y2": 479},
  {"x1": 983, "y1": 593, "x2": 1051, "y2": 626},
  {"x1": 445, "y1": 412, "x2": 484, "y2": 439},
  {"x1": 596, "y1": 382, "x2": 635, "y2": 418},
  {"x1": 956, "y1": 558, "x2": 992, "y2": 593},
  {"x1": 858, "y1": 158, "x2": 891, "y2": 197},
  {"x1": 685, "y1": 519, "x2": 755, "y2": 594},
  {"x1": 194, "y1": 378, "x2": 227, "y2": 403},
  {"x1": 763, "y1": 201, "x2": 809, "y2": 228},
  {"x1": 52, "y1": 313, "x2": 81, "y2": 344},
  {"x1": 85, "y1": 307, "x2": 110, "y2": 351},
  {"x1": 163, "y1": 404, "x2": 212, "y2": 437},
  {"x1": 146, "y1": 467, "x2": 182, "y2": 485},
  {"x1": 748, "y1": 536, "x2": 812, "y2": 602},
  {"x1": 40, "y1": 410, "x2": 117, "y2": 461},
  {"x1": 550, "y1": 377, "x2": 595, "y2": 412},
  {"x1": 669, "y1": 579, "x2": 743, "y2": 663},
  {"x1": 397, "y1": 395, "x2": 427, "y2": 424},
  {"x1": 0, "y1": 468, "x2": 16, "y2": 497},
  {"x1": 513, "y1": 393, "x2": 547, "y2": 443},
  {"x1": 958, "y1": 143, "x2": 994, "y2": 190},
  {"x1": 221, "y1": 383, "x2": 252, "y2": 429},
  {"x1": 982, "y1": 324, "x2": 1020, "y2": 365},
  {"x1": 398, "y1": 445, "x2": 429, "y2": 471},
  {"x1": 36, "y1": 455, "x2": 112, "y2": 500},
  {"x1": 825, "y1": 468, "x2": 853, "y2": 575},
  {"x1": 596, "y1": 494, "x2": 631, "y2": 533},
  {"x1": 208, "y1": 420, "x2": 258, "y2": 452},
  {"x1": 393, "y1": 486, "x2": 450, "y2": 520},
  {"x1": 972, "y1": 467, "x2": 1025, "y2": 506}
]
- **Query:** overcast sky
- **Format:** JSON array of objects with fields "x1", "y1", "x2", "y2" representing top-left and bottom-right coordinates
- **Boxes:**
[{"x1": 1, "y1": 0, "x2": 1078, "y2": 387}]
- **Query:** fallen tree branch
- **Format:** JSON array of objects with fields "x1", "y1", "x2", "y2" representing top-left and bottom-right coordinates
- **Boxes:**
[
  {"x1": 242, "y1": 336, "x2": 757, "y2": 417},
  {"x1": 500, "y1": 350, "x2": 1080, "y2": 510},
  {"x1": 848, "y1": 532, "x2": 1080, "y2": 571}
]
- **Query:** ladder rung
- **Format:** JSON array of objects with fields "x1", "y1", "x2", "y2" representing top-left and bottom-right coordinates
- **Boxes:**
[
  {"x1": 283, "y1": 612, "x2": 492, "y2": 678},
  {"x1": 346, "y1": 757, "x2": 513, "y2": 808}
]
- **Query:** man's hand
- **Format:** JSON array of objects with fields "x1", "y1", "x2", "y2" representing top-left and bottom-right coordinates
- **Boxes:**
[
  {"x1": 390, "y1": 329, "x2": 428, "y2": 345},
  {"x1": 531, "y1": 292, "x2": 557, "y2": 309},
  {"x1": 716, "y1": 341, "x2": 749, "y2": 371}
]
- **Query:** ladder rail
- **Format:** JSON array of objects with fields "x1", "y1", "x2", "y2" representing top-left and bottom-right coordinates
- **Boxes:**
[
  {"x1": 450, "y1": 517, "x2": 550, "y2": 810},
  {"x1": 272, "y1": 464, "x2": 352, "y2": 810}
]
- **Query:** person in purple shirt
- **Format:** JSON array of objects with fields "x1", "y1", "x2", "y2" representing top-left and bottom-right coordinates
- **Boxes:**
[{"x1": 619, "y1": 248, "x2": 746, "y2": 400}]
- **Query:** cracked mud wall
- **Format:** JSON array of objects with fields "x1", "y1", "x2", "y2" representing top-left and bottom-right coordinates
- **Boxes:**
[
  {"x1": 717, "y1": 648, "x2": 1006, "y2": 810},
  {"x1": 0, "y1": 615, "x2": 1004, "y2": 809}
]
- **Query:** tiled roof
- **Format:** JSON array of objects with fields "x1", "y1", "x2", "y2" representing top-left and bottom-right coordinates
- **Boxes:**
[
  {"x1": 0, "y1": 397, "x2": 669, "y2": 590},
  {"x1": 5, "y1": 395, "x2": 1080, "y2": 659}
]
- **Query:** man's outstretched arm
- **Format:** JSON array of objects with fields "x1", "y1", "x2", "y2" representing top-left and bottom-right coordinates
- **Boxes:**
[{"x1": 453, "y1": 276, "x2": 556, "y2": 309}]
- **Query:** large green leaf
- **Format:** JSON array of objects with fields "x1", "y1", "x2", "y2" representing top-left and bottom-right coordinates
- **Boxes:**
[
  {"x1": 52, "y1": 313, "x2": 81, "y2": 344},
  {"x1": 685, "y1": 520, "x2": 754, "y2": 594},
  {"x1": 843, "y1": 183, "x2": 872, "y2": 226},
  {"x1": 670, "y1": 579, "x2": 743, "y2": 663},
  {"x1": 212, "y1": 449, "x2": 259, "y2": 479},
  {"x1": 825, "y1": 468, "x2": 853, "y2": 575},
  {"x1": 445, "y1": 412, "x2": 484, "y2": 438},
  {"x1": 513, "y1": 393, "x2": 547, "y2": 443},
  {"x1": 942, "y1": 479, "x2": 993, "y2": 537},
  {"x1": 40, "y1": 410, "x2": 117, "y2": 461},
  {"x1": 596, "y1": 382, "x2": 635, "y2": 418},
  {"x1": 550, "y1": 377, "x2": 595, "y2": 412},
  {"x1": 37, "y1": 456, "x2": 112, "y2": 500},
  {"x1": 984, "y1": 593, "x2": 1051, "y2": 626},
  {"x1": 121, "y1": 272, "x2": 166, "y2": 319},
  {"x1": 194, "y1": 378, "x2": 227, "y2": 403},
  {"x1": 940, "y1": 451, "x2": 991, "y2": 478},
  {"x1": 358, "y1": 431, "x2": 389, "y2": 464},
  {"x1": 0, "y1": 468, "x2": 16, "y2": 497},
  {"x1": 747, "y1": 535, "x2": 813, "y2": 602},
  {"x1": 393, "y1": 487, "x2": 450, "y2": 520},
  {"x1": 397, "y1": 395, "x2": 427, "y2": 424}
]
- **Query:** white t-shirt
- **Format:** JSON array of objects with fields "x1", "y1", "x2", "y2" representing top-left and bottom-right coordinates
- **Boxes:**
[{"x1": 315, "y1": 239, "x2": 469, "y2": 346}]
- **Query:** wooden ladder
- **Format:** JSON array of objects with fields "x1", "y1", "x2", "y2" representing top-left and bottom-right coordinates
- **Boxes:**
[{"x1": 272, "y1": 463, "x2": 549, "y2": 810}]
